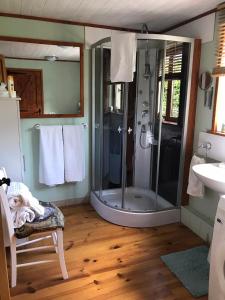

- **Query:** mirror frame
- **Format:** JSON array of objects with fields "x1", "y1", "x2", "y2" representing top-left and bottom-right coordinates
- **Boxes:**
[
  {"x1": 199, "y1": 71, "x2": 212, "y2": 91},
  {"x1": 0, "y1": 35, "x2": 84, "y2": 118}
]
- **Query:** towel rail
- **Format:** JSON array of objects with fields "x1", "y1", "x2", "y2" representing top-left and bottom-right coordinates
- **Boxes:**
[{"x1": 33, "y1": 123, "x2": 88, "y2": 129}]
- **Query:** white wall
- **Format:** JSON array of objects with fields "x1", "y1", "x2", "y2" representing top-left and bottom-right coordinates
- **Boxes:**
[
  {"x1": 166, "y1": 12, "x2": 219, "y2": 241},
  {"x1": 166, "y1": 13, "x2": 216, "y2": 44},
  {"x1": 85, "y1": 27, "x2": 121, "y2": 48}
]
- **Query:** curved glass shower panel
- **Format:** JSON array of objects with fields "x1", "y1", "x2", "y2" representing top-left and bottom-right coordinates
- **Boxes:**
[
  {"x1": 92, "y1": 35, "x2": 193, "y2": 216},
  {"x1": 92, "y1": 45, "x2": 103, "y2": 197},
  {"x1": 156, "y1": 40, "x2": 191, "y2": 208},
  {"x1": 100, "y1": 46, "x2": 125, "y2": 208}
]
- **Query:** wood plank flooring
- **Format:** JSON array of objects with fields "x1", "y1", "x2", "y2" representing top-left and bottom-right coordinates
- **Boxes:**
[{"x1": 10, "y1": 204, "x2": 208, "y2": 300}]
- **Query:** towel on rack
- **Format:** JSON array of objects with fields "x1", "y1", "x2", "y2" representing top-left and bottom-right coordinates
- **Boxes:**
[
  {"x1": 63, "y1": 125, "x2": 85, "y2": 182},
  {"x1": 187, "y1": 154, "x2": 205, "y2": 198},
  {"x1": 110, "y1": 32, "x2": 137, "y2": 82},
  {"x1": 39, "y1": 126, "x2": 64, "y2": 186}
]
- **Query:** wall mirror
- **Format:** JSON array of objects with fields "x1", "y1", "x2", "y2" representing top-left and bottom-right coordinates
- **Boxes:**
[
  {"x1": 0, "y1": 37, "x2": 84, "y2": 118},
  {"x1": 199, "y1": 71, "x2": 213, "y2": 109},
  {"x1": 199, "y1": 71, "x2": 212, "y2": 90}
]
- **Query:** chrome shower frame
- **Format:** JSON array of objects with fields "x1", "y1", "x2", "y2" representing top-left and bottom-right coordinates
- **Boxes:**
[{"x1": 91, "y1": 34, "x2": 194, "y2": 227}]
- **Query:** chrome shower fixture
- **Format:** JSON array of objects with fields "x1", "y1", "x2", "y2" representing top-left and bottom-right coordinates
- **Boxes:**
[
  {"x1": 143, "y1": 63, "x2": 151, "y2": 79},
  {"x1": 142, "y1": 101, "x2": 149, "y2": 108},
  {"x1": 141, "y1": 23, "x2": 152, "y2": 80},
  {"x1": 141, "y1": 23, "x2": 149, "y2": 34},
  {"x1": 141, "y1": 109, "x2": 149, "y2": 118}
]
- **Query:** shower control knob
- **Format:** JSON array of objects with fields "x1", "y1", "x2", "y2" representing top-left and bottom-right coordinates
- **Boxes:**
[
  {"x1": 118, "y1": 126, "x2": 122, "y2": 133},
  {"x1": 128, "y1": 127, "x2": 133, "y2": 134}
]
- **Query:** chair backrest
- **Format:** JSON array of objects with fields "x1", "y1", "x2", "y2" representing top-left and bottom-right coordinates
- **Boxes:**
[{"x1": 0, "y1": 167, "x2": 14, "y2": 240}]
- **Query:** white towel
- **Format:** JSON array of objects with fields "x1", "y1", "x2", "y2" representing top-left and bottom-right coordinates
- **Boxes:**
[
  {"x1": 10, "y1": 206, "x2": 35, "y2": 228},
  {"x1": 110, "y1": 32, "x2": 137, "y2": 82},
  {"x1": 39, "y1": 126, "x2": 64, "y2": 186},
  {"x1": 7, "y1": 182, "x2": 45, "y2": 216},
  {"x1": 19, "y1": 190, "x2": 45, "y2": 216},
  {"x1": 7, "y1": 181, "x2": 29, "y2": 195},
  {"x1": 187, "y1": 154, "x2": 205, "y2": 198},
  {"x1": 63, "y1": 125, "x2": 85, "y2": 182}
]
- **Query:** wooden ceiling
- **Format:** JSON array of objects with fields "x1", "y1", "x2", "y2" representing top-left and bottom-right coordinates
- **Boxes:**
[{"x1": 0, "y1": 0, "x2": 222, "y2": 31}]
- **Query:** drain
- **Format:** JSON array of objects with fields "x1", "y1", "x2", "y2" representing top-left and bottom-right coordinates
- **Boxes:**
[{"x1": 134, "y1": 195, "x2": 143, "y2": 199}]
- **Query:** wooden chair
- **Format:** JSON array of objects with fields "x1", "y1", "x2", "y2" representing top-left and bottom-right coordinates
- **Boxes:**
[{"x1": 0, "y1": 167, "x2": 68, "y2": 287}]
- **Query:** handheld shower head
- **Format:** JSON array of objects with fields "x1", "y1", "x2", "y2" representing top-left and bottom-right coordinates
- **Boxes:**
[{"x1": 144, "y1": 63, "x2": 151, "y2": 79}]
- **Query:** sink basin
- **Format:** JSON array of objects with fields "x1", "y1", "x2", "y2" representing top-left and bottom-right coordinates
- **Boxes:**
[{"x1": 193, "y1": 163, "x2": 225, "y2": 194}]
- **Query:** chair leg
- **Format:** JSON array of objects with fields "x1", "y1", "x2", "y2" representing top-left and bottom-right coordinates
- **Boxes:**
[
  {"x1": 52, "y1": 231, "x2": 58, "y2": 254},
  {"x1": 56, "y1": 228, "x2": 68, "y2": 280},
  {"x1": 10, "y1": 237, "x2": 17, "y2": 287}
]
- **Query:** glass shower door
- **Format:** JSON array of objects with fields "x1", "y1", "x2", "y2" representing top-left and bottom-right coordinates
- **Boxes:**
[
  {"x1": 123, "y1": 39, "x2": 167, "y2": 212},
  {"x1": 99, "y1": 48, "x2": 125, "y2": 209},
  {"x1": 122, "y1": 38, "x2": 191, "y2": 212},
  {"x1": 92, "y1": 46, "x2": 102, "y2": 197},
  {"x1": 156, "y1": 40, "x2": 191, "y2": 208}
]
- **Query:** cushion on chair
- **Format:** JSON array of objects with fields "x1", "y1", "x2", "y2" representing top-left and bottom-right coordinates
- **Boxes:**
[{"x1": 14, "y1": 201, "x2": 64, "y2": 239}]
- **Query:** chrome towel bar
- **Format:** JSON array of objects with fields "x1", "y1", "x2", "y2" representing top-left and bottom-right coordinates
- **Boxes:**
[{"x1": 33, "y1": 123, "x2": 88, "y2": 129}]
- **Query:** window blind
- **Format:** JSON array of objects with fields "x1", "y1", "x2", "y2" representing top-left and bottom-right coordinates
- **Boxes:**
[
  {"x1": 159, "y1": 42, "x2": 183, "y2": 76},
  {"x1": 213, "y1": 4, "x2": 225, "y2": 76}
]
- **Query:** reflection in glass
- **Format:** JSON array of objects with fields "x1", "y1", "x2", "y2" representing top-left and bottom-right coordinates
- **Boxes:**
[{"x1": 1, "y1": 40, "x2": 81, "y2": 116}]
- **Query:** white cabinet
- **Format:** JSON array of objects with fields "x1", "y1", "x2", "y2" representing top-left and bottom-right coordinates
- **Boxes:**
[
  {"x1": 0, "y1": 97, "x2": 24, "y2": 247},
  {"x1": 0, "y1": 97, "x2": 23, "y2": 181}
]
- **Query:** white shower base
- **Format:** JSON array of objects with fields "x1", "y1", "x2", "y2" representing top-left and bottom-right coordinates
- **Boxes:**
[
  {"x1": 91, "y1": 187, "x2": 180, "y2": 227},
  {"x1": 100, "y1": 187, "x2": 173, "y2": 211}
]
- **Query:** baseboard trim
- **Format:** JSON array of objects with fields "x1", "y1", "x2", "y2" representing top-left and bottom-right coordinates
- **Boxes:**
[
  {"x1": 181, "y1": 205, "x2": 214, "y2": 243},
  {"x1": 53, "y1": 197, "x2": 89, "y2": 207}
]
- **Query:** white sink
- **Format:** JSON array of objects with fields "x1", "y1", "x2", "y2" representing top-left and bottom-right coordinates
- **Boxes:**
[{"x1": 193, "y1": 163, "x2": 225, "y2": 195}]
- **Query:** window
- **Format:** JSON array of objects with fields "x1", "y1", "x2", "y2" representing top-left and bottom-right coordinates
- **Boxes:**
[
  {"x1": 162, "y1": 79, "x2": 181, "y2": 121},
  {"x1": 212, "y1": 77, "x2": 225, "y2": 134},
  {"x1": 212, "y1": 4, "x2": 225, "y2": 135},
  {"x1": 159, "y1": 42, "x2": 183, "y2": 123}
]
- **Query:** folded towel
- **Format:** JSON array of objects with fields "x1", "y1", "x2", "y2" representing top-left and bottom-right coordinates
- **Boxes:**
[
  {"x1": 7, "y1": 181, "x2": 29, "y2": 195},
  {"x1": 39, "y1": 125, "x2": 64, "y2": 186},
  {"x1": 33, "y1": 206, "x2": 55, "y2": 222},
  {"x1": 8, "y1": 182, "x2": 45, "y2": 216},
  {"x1": 63, "y1": 125, "x2": 85, "y2": 182},
  {"x1": 110, "y1": 32, "x2": 137, "y2": 82},
  {"x1": 10, "y1": 206, "x2": 35, "y2": 228},
  {"x1": 187, "y1": 154, "x2": 205, "y2": 197},
  {"x1": 19, "y1": 190, "x2": 45, "y2": 216}
]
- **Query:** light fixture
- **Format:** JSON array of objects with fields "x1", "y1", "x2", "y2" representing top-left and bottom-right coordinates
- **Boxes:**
[
  {"x1": 57, "y1": 45, "x2": 71, "y2": 49},
  {"x1": 45, "y1": 55, "x2": 58, "y2": 61}
]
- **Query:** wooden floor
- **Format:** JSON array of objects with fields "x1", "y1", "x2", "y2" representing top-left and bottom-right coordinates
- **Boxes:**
[{"x1": 10, "y1": 204, "x2": 208, "y2": 300}]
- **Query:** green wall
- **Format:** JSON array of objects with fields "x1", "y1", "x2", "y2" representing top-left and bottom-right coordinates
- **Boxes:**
[
  {"x1": 189, "y1": 31, "x2": 219, "y2": 223},
  {"x1": 0, "y1": 15, "x2": 220, "y2": 213},
  {"x1": 0, "y1": 16, "x2": 91, "y2": 202},
  {"x1": 0, "y1": 17, "x2": 84, "y2": 42},
  {"x1": 6, "y1": 59, "x2": 80, "y2": 114}
]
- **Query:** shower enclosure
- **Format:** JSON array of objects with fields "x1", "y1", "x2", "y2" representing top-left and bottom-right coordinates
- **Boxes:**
[{"x1": 91, "y1": 34, "x2": 194, "y2": 227}]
